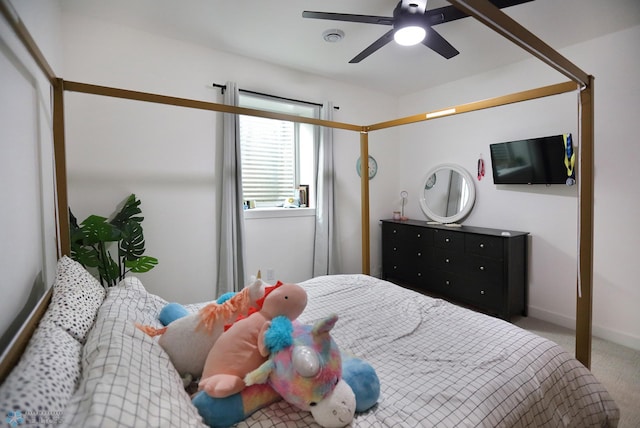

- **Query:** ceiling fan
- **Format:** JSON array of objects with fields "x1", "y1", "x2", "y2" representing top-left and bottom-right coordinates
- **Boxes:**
[{"x1": 302, "y1": 0, "x2": 534, "y2": 63}]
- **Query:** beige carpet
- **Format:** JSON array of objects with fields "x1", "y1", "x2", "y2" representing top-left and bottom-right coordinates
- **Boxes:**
[{"x1": 514, "y1": 317, "x2": 640, "y2": 428}]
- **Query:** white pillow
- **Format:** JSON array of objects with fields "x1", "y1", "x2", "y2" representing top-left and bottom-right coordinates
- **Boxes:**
[
  {"x1": 0, "y1": 320, "x2": 82, "y2": 422},
  {"x1": 63, "y1": 277, "x2": 207, "y2": 427},
  {"x1": 41, "y1": 256, "x2": 105, "y2": 343}
]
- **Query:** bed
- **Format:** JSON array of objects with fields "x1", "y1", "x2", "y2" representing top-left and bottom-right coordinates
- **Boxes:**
[{"x1": 0, "y1": 257, "x2": 618, "y2": 427}]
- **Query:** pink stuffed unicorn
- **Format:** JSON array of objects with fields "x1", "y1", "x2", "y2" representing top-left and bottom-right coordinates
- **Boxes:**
[{"x1": 198, "y1": 281, "x2": 308, "y2": 398}]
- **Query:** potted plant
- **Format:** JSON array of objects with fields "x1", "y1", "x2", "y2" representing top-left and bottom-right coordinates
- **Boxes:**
[{"x1": 69, "y1": 194, "x2": 158, "y2": 288}]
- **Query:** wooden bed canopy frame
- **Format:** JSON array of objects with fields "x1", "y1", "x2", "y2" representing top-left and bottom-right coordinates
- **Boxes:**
[{"x1": 0, "y1": 0, "x2": 595, "y2": 373}]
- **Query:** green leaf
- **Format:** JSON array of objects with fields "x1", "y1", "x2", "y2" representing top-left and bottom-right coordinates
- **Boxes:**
[
  {"x1": 69, "y1": 209, "x2": 86, "y2": 256},
  {"x1": 98, "y1": 254, "x2": 120, "y2": 287},
  {"x1": 73, "y1": 246, "x2": 100, "y2": 268},
  {"x1": 125, "y1": 256, "x2": 158, "y2": 273},
  {"x1": 81, "y1": 215, "x2": 120, "y2": 244},
  {"x1": 119, "y1": 221, "x2": 146, "y2": 261},
  {"x1": 110, "y1": 194, "x2": 144, "y2": 230}
]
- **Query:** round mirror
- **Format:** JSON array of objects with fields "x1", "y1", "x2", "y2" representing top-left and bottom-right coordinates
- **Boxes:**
[{"x1": 419, "y1": 164, "x2": 476, "y2": 224}]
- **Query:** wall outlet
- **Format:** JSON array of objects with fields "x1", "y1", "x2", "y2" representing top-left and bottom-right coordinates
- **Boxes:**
[{"x1": 265, "y1": 268, "x2": 275, "y2": 281}]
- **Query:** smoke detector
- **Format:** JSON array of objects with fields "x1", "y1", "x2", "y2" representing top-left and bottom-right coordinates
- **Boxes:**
[{"x1": 322, "y1": 29, "x2": 345, "y2": 43}]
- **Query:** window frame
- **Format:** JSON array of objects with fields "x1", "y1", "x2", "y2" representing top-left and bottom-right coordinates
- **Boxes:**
[{"x1": 238, "y1": 92, "x2": 319, "y2": 210}]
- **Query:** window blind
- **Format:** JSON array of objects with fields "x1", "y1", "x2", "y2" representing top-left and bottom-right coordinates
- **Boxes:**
[{"x1": 240, "y1": 115, "x2": 296, "y2": 203}]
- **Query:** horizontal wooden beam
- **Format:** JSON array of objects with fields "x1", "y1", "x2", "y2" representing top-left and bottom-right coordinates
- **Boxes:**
[
  {"x1": 367, "y1": 80, "x2": 578, "y2": 131},
  {"x1": 63, "y1": 80, "x2": 364, "y2": 132},
  {"x1": 448, "y1": 0, "x2": 589, "y2": 86},
  {"x1": 0, "y1": 0, "x2": 57, "y2": 84}
]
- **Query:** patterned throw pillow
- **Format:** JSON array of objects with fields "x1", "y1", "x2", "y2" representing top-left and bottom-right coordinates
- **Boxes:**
[
  {"x1": 0, "y1": 320, "x2": 82, "y2": 421},
  {"x1": 41, "y1": 256, "x2": 105, "y2": 343}
]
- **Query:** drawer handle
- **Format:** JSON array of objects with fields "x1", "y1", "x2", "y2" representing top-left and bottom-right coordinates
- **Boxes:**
[
  {"x1": 417, "y1": 272, "x2": 422, "y2": 277},
  {"x1": 479, "y1": 266, "x2": 485, "y2": 271},
  {"x1": 445, "y1": 258, "x2": 450, "y2": 263},
  {"x1": 480, "y1": 290, "x2": 485, "y2": 295},
  {"x1": 417, "y1": 252, "x2": 421, "y2": 257},
  {"x1": 479, "y1": 243, "x2": 485, "y2": 248},
  {"x1": 393, "y1": 247, "x2": 397, "y2": 251},
  {"x1": 445, "y1": 280, "x2": 450, "y2": 285}
]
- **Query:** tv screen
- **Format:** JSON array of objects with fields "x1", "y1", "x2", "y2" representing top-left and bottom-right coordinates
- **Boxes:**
[{"x1": 489, "y1": 134, "x2": 575, "y2": 185}]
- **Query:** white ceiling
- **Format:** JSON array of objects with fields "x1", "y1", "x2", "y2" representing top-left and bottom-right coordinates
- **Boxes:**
[{"x1": 58, "y1": 0, "x2": 640, "y2": 95}]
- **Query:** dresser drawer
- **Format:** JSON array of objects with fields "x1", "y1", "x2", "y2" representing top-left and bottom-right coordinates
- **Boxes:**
[
  {"x1": 465, "y1": 234, "x2": 503, "y2": 259},
  {"x1": 432, "y1": 229, "x2": 464, "y2": 251},
  {"x1": 458, "y1": 281, "x2": 502, "y2": 313},
  {"x1": 431, "y1": 248, "x2": 465, "y2": 272},
  {"x1": 464, "y1": 256, "x2": 504, "y2": 284},
  {"x1": 383, "y1": 223, "x2": 432, "y2": 249},
  {"x1": 428, "y1": 269, "x2": 466, "y2": 297}
]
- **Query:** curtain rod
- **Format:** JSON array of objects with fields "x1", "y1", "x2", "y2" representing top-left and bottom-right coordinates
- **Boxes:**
[{"x1": 212, "y1": 83, "x2": 339, "y2": 110}]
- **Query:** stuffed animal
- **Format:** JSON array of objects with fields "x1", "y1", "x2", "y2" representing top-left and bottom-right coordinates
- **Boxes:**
[
  {"x1": 192, "y1": 356, "x2": 379, "y2": 428},
  {"x1": 198, "y1": 281, "x2": 308, "y2": 398},
  {"x1": 135, "y1": 276, "x2": 265, "y2": 377},
  {"x1": 340, "y1": 355, "x2": 380, "y2": 413},
  {"x1": 192, "y1": 315, "x2": 380, "y2": 428},
  {"x1": 192, "y1": 383, "x2": 281, "y2": 428},
  {"x1": 244, "y1": 314, "x2": 356, "y2": 427},
  {"x1": 244, "y1": 315, "x2": 344, "y2": 411}
]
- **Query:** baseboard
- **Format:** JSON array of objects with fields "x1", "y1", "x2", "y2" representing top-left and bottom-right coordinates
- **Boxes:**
[
  {"x1": 527, "y1": 306, "x2": 575, "y2": 330},
  {"x1": 528, "y1": 306, "x2": 640, "y2": 352}
]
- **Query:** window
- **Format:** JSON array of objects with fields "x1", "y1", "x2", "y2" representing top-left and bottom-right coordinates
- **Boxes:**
[{"x1": 238, "y1": 93, "x2": 319, "y2": 208}]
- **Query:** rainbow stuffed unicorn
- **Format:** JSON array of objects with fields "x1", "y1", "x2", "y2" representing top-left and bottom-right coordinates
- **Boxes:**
[{"x1": 192, "y1": 315, "x2": 380, "y2": 428}]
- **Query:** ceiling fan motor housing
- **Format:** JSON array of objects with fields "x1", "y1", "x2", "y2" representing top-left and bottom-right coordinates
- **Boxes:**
[{"x1": 393, "y1": 2, "x2": 427, "y2": 44}]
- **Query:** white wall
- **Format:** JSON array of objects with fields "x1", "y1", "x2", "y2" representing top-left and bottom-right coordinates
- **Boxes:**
[
  {"x1": 395, "y1": 26, "x2": 640, "y2": 351},
  {"x1": 61, "y1": 12, "x2": 398, "y2": 303},
  {"x1": 0, "y1": 0, "x2": 61, "y2": 353}
]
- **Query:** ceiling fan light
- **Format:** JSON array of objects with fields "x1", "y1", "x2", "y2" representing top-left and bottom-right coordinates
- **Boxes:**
[{"x1": 394, "y1": 25, "x2": 426, "y2": 46}]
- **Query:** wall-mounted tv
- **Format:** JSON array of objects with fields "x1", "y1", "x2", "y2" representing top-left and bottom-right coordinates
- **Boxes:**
[{"x1": 489, "y1": 134, "x2": 575, "y2": 185}]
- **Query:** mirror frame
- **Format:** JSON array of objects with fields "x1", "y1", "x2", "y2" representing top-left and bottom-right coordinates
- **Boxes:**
[{"x1": 419, "y1": 163, "x2": 476, "y2": 224}]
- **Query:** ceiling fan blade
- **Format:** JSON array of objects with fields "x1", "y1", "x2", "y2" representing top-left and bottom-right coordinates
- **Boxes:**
[
  {"x1": 302, "y1": 11, "x2": 393, "y2": 26},
  {"x1": 349, "y1": 29, "x2": 395, "y2": 63},
  {"x1": 425, "y1": 0, "x2": 534, "y2": 25},
  {"x1": 422, "y1": 26, "x2": 459, "y2": 59}
]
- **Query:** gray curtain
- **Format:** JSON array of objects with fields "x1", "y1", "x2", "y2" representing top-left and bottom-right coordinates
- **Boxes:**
[
  {"x1": 216, "y1": 81, "x2": 246, "y2": 294},
  {"x1": 313, "y1": 102, "x2": 339, "y2": 276}
]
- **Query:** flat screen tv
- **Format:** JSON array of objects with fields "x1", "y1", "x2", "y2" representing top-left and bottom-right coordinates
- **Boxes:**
[{"x1": 489, "y1": 134, "x2": 575, "y2": 185}]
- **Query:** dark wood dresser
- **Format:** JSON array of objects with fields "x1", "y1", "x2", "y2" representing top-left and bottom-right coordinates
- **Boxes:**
[{"x1": 381, "y1": 219, "x2": 529, "y2": 320}]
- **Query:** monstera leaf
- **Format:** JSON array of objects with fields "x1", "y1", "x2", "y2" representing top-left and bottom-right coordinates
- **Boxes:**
[
  {"x1": 119, "y1": 220, "x2": 146, "y2": 261},
  {"x1": 125, "y1": 256, "x2": 159, "y2": 273},
  {"x1": 80, "y1": 215, "x2": 120, "y2": 244},
  {"x1": 69, "y1": 194, "x2": 158, "y2": 288},
  {"x1": 110, "y1": 194, "x2": 143, "y2": 230},
  {"x1": 72, "y1": 246, "x2": 100, "y2": 268},
  {"x1": 98, "y1": 253, "x2": 120, "y2": 286}
]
